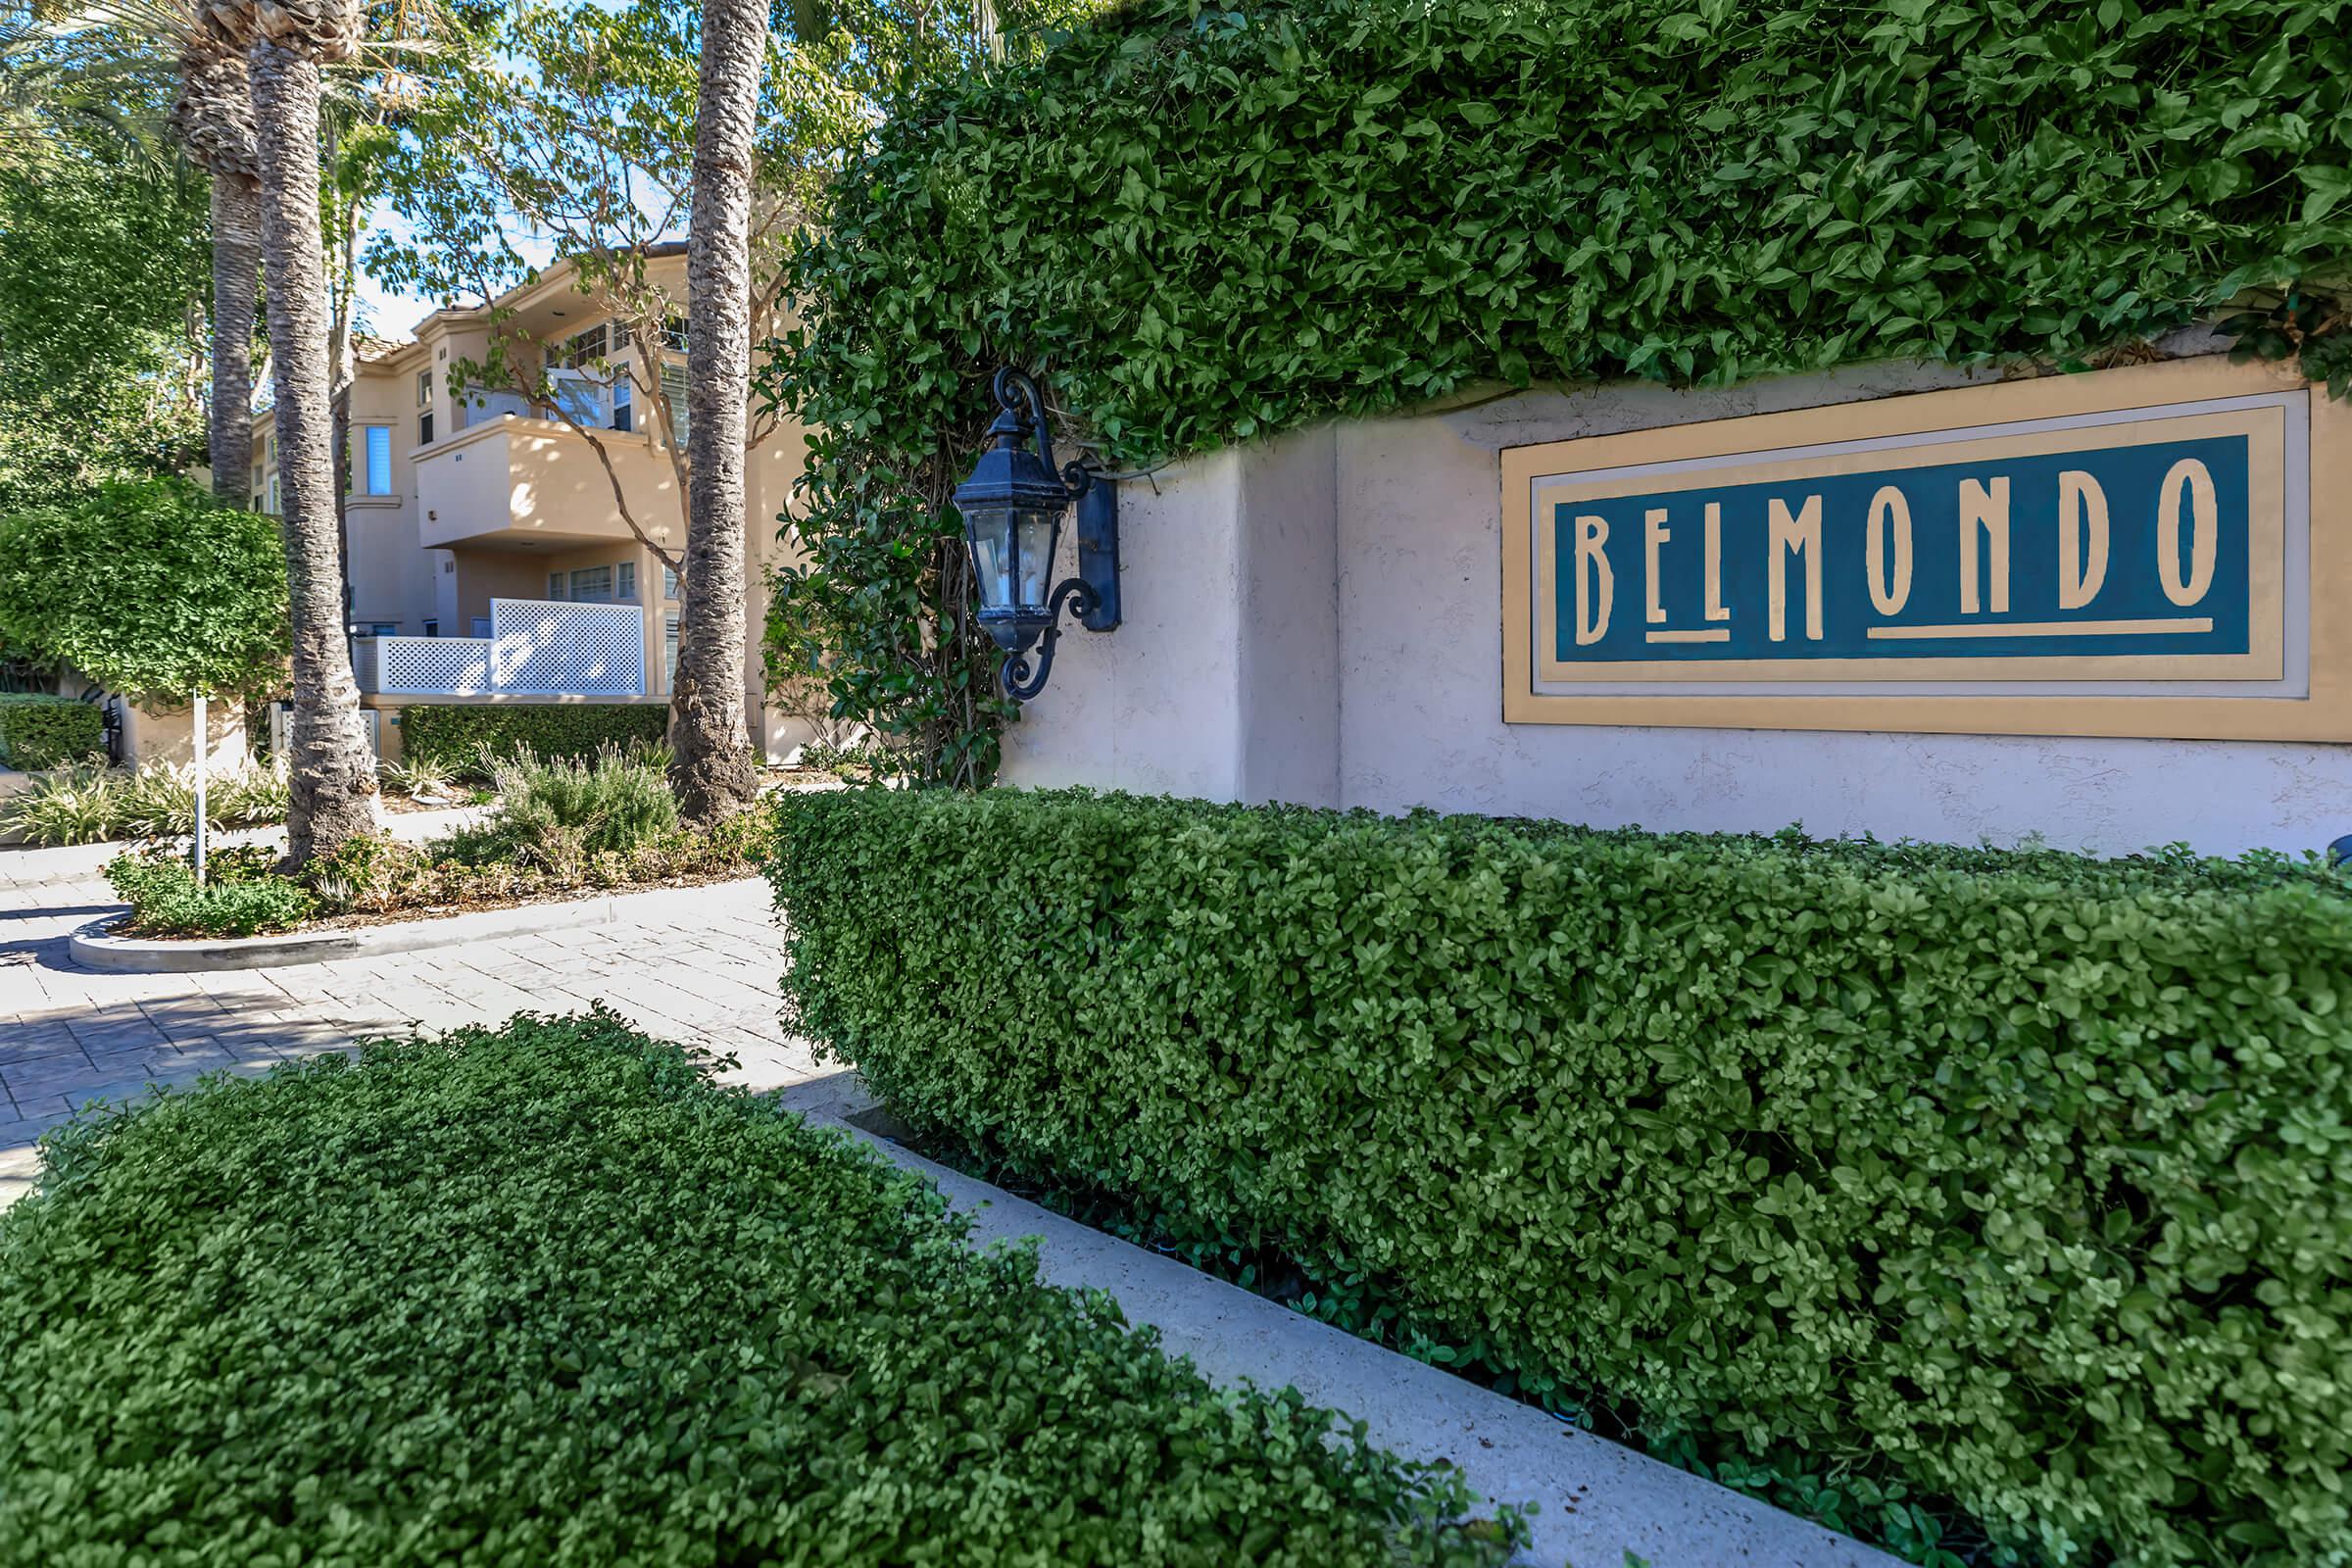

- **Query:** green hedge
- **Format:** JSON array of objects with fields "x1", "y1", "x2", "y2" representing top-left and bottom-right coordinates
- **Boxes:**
[
  {"x1": 769, "y1": 789, "x2": 2352, "y2": 1568},
  {"x1": 0, "y1": 1011, "x2": 1515, "y2": 1566},
  {"x1": 0, "y1": 693, "x2": 102, "y2": 769},
  {"x1": 398, "y1": 702, "x2": 667, "y2": 767}
]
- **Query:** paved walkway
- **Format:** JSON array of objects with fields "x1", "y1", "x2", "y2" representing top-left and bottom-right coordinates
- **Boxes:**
[{"x1": 0, "y1": 869, "x2": 819, "y2": 1206}]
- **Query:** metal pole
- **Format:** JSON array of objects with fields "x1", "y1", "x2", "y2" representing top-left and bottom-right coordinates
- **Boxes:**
[{"x1": 192, "y1": 692, "x2": 208, "y2": 886}]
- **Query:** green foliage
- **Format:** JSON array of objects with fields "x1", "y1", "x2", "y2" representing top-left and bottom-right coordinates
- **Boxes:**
[
  {"x1": 0, "y1": 479, "x2": 286, "y2": 700},
  {"x1": 770, "y1": 0, "x2": 2352, "y2": 778},
  {"x1": 0, "y1": 118, "x2": 208, "y2": 512},
  {"x1": 0, "y1": 759, "x2": 288, "y2": 847},
  {"x1": 769, "y1": 787, "x2": 2352, "y2": 1568},
  {"x1": 103, "y1": 850, "x2": 317, "y2": 938},
  {"x1": 398, "y1": 702, "x2": 668, "y2": 769},
  {"x1": 0, "y1": 1011, "x2": 1519, "y2": 1566},
  {"x1": 0, "y1": 695, "x2": 103, "y2": 770},
  {"x1": 303, "y1": 812, "x2": 765, "y2": 919},
  {"x1": 447, "y1": 745, "x2": 682, "y2": 869}
]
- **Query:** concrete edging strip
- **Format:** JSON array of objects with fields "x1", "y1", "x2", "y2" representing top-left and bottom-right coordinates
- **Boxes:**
[{"x1": 769, "y1": 1076, "x2": 1908, "y2": 1568}]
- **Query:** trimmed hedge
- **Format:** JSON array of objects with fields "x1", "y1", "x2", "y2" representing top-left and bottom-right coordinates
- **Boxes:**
[
  {"x1": 769, "y1": 788, "x2": 2352, "y2": 1568},
  {"x1": 0, "y1": 693, "x2": 102, "y2": 769},
  {"x1": 0, "y1": 1012, "x2": 1516, "y2": 1566},
  {"x1": 398, "y1": 701, "x2": 667, "y2": 767}
]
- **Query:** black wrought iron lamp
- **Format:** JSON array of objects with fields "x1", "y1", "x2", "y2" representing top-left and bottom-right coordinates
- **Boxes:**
[{"x1": 952, "y1": 367, "x2": 1119, "y2": 701}]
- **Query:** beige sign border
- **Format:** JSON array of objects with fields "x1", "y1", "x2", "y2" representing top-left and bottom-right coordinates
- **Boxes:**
[{"x1": 1499, "y1": 356, "x2": 2347, "y2": 741}]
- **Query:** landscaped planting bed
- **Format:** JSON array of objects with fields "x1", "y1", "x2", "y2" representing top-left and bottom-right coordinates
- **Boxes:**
[
  {"x1": 769, "y1": 787, "x2": 2352, "y2": 1568},
  {"x1": 0, "y1": 1012, "x2": 1514, "y2": 1566},
  {"x1": 101, "y1": 747, "x2": 757, "y2": 938}
]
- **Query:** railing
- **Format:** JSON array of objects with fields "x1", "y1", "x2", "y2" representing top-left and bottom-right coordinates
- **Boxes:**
[{"x1": 358, "y1": 600, "x2": 645, "y2": 697}]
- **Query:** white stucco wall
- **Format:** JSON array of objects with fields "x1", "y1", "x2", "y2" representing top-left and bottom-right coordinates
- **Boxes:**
[{"x1": 1003, "y1": 342, "x2": 2352, "y2": 857}]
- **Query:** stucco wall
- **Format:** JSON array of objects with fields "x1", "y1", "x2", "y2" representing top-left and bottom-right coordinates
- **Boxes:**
[{"x1": 1002, "y1": 341, "x2": 2352, "y2": 857}]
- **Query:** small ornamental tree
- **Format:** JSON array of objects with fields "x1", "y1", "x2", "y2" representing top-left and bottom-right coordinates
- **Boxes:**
[{"x1": 0, "y1": 477, "x2": 287, "y2": 702}]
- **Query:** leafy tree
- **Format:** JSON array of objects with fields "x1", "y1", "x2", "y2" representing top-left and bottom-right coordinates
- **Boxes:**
[
  {"x1": 0, "y1": 477, "x2": 286, "y2": 699},
  {"x1": 367, "y1": 0, "x2": 1009, "y2": 803},
  {"x1": 0, "y1": 51, "x2": 208, "y2": 512}
]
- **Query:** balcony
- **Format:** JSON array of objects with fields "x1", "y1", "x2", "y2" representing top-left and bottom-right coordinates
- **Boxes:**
[
  {"x1": 414, "y1": 412, "x2": 675, "y2": 552},
  {"x1": 355, "y1": 600, "x2": 646, "y2": 697}
]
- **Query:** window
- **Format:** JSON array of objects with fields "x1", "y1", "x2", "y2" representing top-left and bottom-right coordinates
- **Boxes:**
[
  {"x1": 421, "y1": 619, "x2": 439, "y2": 638},
  {"x1": 662, "y1": 316, "x2": 688, "y2": 353},
  {"x1": 416, "y1": 368, "x2": 432, "y2": 406},
  {"x1": 551, "y1": 375, "x2": 607, "y2": 427},
  {"x1": 418, "y1": 410, "x2": 435, "y2": 446},
  {"x1": 664, "y1": 613, "x2": 679, "y2": 684},
  {"x1": 354, "y1": 621, "x2": 399, "y2": 637},
  {"x1": 547, "y1": 571, "x2": 565, "y2": 600},
  {"x1": 662, "y1": 565, "x2": 679, "y2": 601},
  {"x1": 568, "y1": 564, "x2": 613, "y2": 602},
  {"x1": 616, "y1": 562, "x2": 636, "y2": 601},
  {"x1": 470, "y1": 616, "x2": 491, "y2": 637},
  {"x1": 266, "y1": 473, "x2": 280, "y2": 515},
  {"x1": 558, "y1": 324, "x2": 609, "y2": 368},
  {"x1": 362, "y1": 425, "x2": 393, "y2": 495},
  {"x1": 661, "y1": 363, "x2": 689, "y2": 447},
  {"x1": 612, "y1": 378, "x2": 633, "y2": 433}
]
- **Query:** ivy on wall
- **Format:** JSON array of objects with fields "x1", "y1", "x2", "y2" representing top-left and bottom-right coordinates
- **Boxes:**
[{"x1": 767, "y1": 0, "x2": 2352, "y2": 778}]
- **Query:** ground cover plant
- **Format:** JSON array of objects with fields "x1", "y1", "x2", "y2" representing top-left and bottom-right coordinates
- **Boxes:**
[
  {"x1": 0, "y1": 1011, "x2": 1518, "y2": 1566},
  {"x1": 768, "y1": 787, "x2": 2352, "y2": 1568},
  {"x1": 0, "y1": 695, "x2": 102, "y2": 771}
]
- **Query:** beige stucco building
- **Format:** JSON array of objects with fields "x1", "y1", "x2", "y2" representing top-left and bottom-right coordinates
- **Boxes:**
[{"x1": 248, "y1": 249, "x2": 808, "y2": 758}]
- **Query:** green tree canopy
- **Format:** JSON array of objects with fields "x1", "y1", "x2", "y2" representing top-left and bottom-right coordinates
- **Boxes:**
[
  {"x1": 0, "y1": 478, "x2": 287, "y2": 698},
  {"x1": 0, "y1": 42, "x2": 209, "y2": 512}
]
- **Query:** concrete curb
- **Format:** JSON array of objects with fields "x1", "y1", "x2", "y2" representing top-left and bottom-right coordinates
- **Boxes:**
[
  {"x1": 66, "y1": 876, "x2": 759, "y2": 973},
  {"x1": 770, "y1": 1075, "x2": 1907, "y2": 1568}
]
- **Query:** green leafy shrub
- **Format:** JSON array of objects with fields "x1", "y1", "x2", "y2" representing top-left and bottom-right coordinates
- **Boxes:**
[
  {"x1": 0, "y1": 477, "x2": 284, "y2": 700},
  {"x1": 462, "y1": 745, "x2": 679, "y2": 869},
  {"x1": 103, "y1": 850, "x2": 315, "y2": 938},
  {"x1": 0, "y1": 1011, "x2": 1517, "y2": 1566},
  {"x1": 0, "y1": 693, "x2": 102, "y2": 769},
  {"x1": 399, "y1": 702, "x2": 667, "y2": 769},
  {"x1": 768, "y1": 788, "x2": 2352, "y2": 1568}
]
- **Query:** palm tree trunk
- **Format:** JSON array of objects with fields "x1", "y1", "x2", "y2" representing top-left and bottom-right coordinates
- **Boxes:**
[
  {"x1": 667, "y1": 0, "x2": 767, "y2": 826},
  {"x1": 250, "y1": 37, "x2": 378, "y2": 863},
  {"x1": 208, "y1": 172, "x2": 260, "y2": 506}
]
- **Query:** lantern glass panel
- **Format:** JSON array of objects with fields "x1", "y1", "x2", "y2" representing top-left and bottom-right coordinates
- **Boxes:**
[
  {"x1": 964, "y1": 505, "x2": 1017, "y2": 614},
  {"x1": 1015, "y1": 508, "x2": 1059, "y2": 612}
]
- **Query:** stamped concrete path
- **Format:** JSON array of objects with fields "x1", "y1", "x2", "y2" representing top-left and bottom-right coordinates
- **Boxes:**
[{"x1": 0, "y1": 866, "x2": 816, "y2": 1207}]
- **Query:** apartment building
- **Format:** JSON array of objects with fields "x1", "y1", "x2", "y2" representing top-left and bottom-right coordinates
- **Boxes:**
[{"x1": 249, "y1": 249, "x2": 808, "y2": 758}]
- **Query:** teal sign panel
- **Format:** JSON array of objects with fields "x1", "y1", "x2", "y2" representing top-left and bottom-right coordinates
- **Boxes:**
[{"x1": 1547, "y1": 432, "x2": 2252, "y2": 663}]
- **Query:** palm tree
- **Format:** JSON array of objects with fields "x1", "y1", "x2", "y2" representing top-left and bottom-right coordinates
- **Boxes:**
[
  {"x1": 166, "y1": 17, "x2": 258, "y2": 504},
  {"x1": 667, "y1": 0, "x2": 768, "y2": 826},
  {"x1": 210, "y1": 0, "x2": 377, "y2": 862}
]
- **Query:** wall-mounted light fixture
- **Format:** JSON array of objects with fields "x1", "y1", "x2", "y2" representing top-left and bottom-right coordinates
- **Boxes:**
[{"x1": 952, "y1": 367, "x2": 1119, "y2": 702}]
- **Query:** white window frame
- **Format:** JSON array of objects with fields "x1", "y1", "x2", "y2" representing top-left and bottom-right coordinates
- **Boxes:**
[
  {"x1": 616, "y1": 562, "x2": 637, "y2": 601},
  {"x1": 362, "y1": 424, "x2": 393, "y2": 496}
]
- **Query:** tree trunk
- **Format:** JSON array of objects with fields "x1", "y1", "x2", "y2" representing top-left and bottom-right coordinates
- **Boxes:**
[
  {"x1": 208, "y1": 172, "x2": 261, "y2": 506},
  {"x1": 250, "y1": 38, "x2": 378, "y2": 864},
  {"x1": 668, "y1": 0, "x2": 767, "y2": 826}
]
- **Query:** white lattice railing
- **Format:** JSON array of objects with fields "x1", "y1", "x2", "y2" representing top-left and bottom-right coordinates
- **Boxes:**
[{"x1": 364, "y1": 600, "x2": 645, "y2": 697}]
